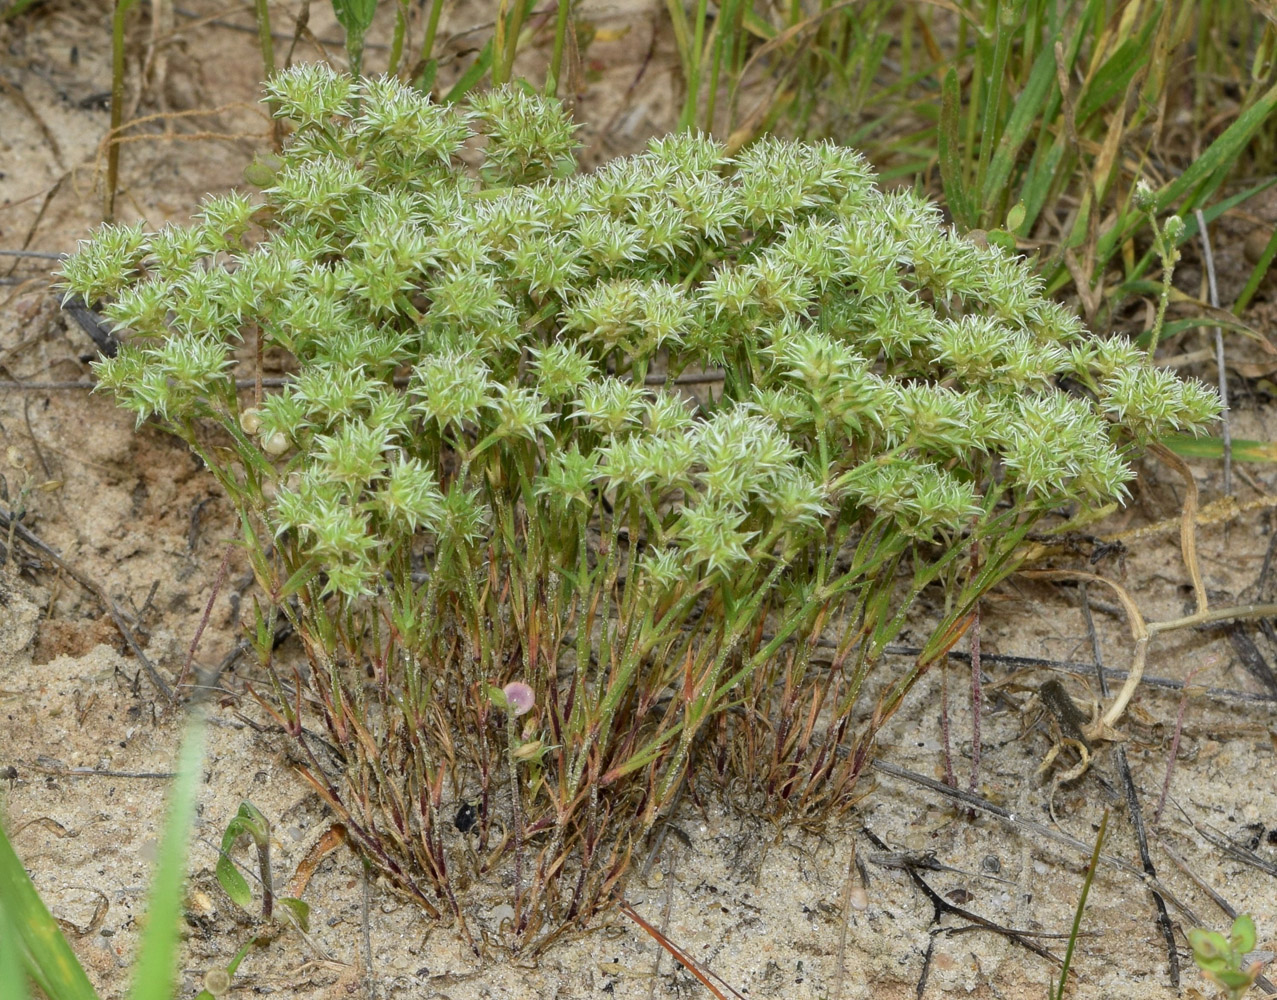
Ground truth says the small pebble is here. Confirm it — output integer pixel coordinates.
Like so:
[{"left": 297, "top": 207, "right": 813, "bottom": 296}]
[{"left": 1245, "top": 227, "right": 1274, "bottom": 265}]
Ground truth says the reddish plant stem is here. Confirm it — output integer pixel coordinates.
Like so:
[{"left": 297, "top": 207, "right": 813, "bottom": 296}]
[
  {"left": 177, "top": 540, "right": 234, "bottom": 695},
  {"left": 940, "top": 653, "right": 956, "bottom": 788},
  {"left": 1153, "top": 663, "right": 1204, "bottom": 827}
]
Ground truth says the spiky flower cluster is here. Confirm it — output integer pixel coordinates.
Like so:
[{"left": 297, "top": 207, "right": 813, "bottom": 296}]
[
  {"left": 60, "top": 66, "right": 1218, "bottom": 938},
  {"left": 62, "top": 67, "right": 1217, "bottom": 597}
]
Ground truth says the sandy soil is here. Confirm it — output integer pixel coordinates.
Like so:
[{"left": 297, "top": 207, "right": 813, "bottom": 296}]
[{"left": 3, "top": 3, "right": 1277, "bottom": 999}]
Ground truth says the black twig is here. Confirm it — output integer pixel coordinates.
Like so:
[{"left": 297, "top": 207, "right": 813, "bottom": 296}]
[
  {"left": 870, "top": 760, "right": 1277, "bottom": 997},
  {"left": 59, "top": 294, "right": 119, "bottom": 357},
  {"left": 18, "top": 761, "right": 176, "bottom": 779},
  {"left": 869, "top": 760, "right": 1176, "bottom": 902},
  {"left": 1223, "top": 625, "right": 1277, "bottom": 696},
  {"left": 884, "top": 644, "right": 1277, "bottom": 706},
  {"left": 1079, "top": 585, "right": 1179, "bottom": 989},
  {"left": 1152, "top": 830, "right": 1239, "bottom": 918},
  {"left": 860, "top": 826, "right": 1060, "bottom": 968},
  {"left": 1175, "top": 803, "right": 1277, "bottom": 880}
]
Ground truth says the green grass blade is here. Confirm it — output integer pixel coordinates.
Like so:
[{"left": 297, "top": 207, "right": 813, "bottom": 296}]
[
  {"left": 0, "top": 816, "right": 100, "bottom": 1000},
  {"left": 1054, "top": 808, "right": 1108, "bottom": 1000},
  {"left": 1235, "top": 225, "right": 1277, "bottom": 314},
  {"left": 1013, "top": 0, "right": 1097, "bottom": 232},
  {"left": 664, "top": 0, "right": 694, "bottom": 88},
  {"left": 1155, "top": 314, "right": 1268, "bottom": 342},
  {"left": 973, "top": 0, "right": 1019, "bottom": 216},
  {"left": 939, "top": 68, "right": 972, "bottom": 229},
  {"left": 982, "top": 40, "right": 1055, "bottom": 215},
  {"left": 740, "top": 6, "right": 776, "bottom": 41},
  {"left": 1176, "top": 176, "right": 1277, "bottom": 247},
  {"left": 0, "top": 892, "right": 31, "bottom": 1000},
  {"left": 1017, "top": 132, "right": 1068, "bottom": 234},
  {"left": 444, "top": 39, "right": 494, "bottom": 103},
  {"left": 126, "top": 718, "right": 206, "bottom": 1000},
  {"left": 1156, "top": 80, "right": 1277, "bottom": 214},
  {"left": 1074, "top": 26, "right": 1154, "bottom": 127},
  {"left": 1162, "top": 435, "right": 1277, "bottom": 463}
]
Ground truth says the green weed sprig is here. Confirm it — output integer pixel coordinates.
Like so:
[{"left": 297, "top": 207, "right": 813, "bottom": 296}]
[
  {"left": 1190, "top": 914, "right": 1267, "bottom": 1000},
  {"left": 60, "top": 65, "right": 1220, "bottom": 948}
]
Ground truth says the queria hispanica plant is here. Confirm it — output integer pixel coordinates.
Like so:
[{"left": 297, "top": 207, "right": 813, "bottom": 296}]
[{"left": 59, "top": 64, "right": 1220, "bottom": 950}]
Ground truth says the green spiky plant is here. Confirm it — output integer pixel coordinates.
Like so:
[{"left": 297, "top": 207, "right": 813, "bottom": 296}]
[{"left": 59, "top": 64, "right": 1220, "bottom": 949}]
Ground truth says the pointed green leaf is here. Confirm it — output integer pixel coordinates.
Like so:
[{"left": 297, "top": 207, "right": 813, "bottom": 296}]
[
  {"left": 127, "top": 719, "right": 205, "bottom": 1000},
  {"left": 982, "top": 43, "right": 1055, "bottom": 209},
  {"left": 939, "top": 68, "right": 973, "bottom": 229},
  {"left": 331, "top": 0, "right": 377, "bottom": 33},
  {"left": 0, "top": 818, "right": 97, "bottom": 1000},
  {"left": 1161, "top": 436, "right": 1277, "bottom": 464},
  {"left": 215, "top": 852, "right": 253, "bottom": 913},
  {"left": 0, "top": 891, "right": 31, "bottom": 1000},
  {"left": 277, "top": 897, "right": 311, "bottom": 933},
  {"left": 1230, "top": 913, "right": 1256, "bottom": 954}
]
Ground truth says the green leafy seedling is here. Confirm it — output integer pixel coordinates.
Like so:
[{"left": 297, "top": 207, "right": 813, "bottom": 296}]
[
  {"left": 1189, "top": 914, "right": 1266, "bottom": 1000},
  {"left": 217, "top": 801, "right": 274, "bottom": 919},
  {"left": 200, "top": 801, "right": 310, "bottom": 1000}
]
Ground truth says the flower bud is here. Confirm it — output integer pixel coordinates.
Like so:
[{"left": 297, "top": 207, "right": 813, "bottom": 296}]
[
  {"left": 262, "top": 430, "right": 290, "bottom": 456},
  {"left": 204, "top": 969, "right": 231, "bottom": 997},
  {"left": 512, "top": 739, "right": 545, "bottom": 761},
  {"left": 239, "top": 408, "right": 263, "bottom": 435},
  {"left": 502, "top": 681, "right": 535, "bottom": 716}
]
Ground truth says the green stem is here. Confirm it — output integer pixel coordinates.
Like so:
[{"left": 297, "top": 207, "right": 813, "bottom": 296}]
[
  {"left": 494, "top": 0, "right": 531, "bottom": 86},
  {"left": 1054, "top": 809, "right": 1108, "bottom": 1000},
  {"left": 416, "top": 0, "right": 448, "bottom": 89},
  {"left": 389, "top": 0, "right": 409, "bottom": 76},
  {"left": 254, "top": 0, "right": 276, "bottom": 81},
  {"left": 975, "top": 0, "right": 1022, "bottom": 224},
  {"left": 547, "top": 0, "right": 573, "bottom": 96},
  {"left": 107, "top": 0, "right": 141, "bottom": 220},
  {"left": 679, "top": 0, "right": 711, "bottom": 130}
]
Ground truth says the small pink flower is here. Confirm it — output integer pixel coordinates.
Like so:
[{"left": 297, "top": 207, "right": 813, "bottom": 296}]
[{"left": 502, "top": 681, "right": 535, "bottom": 717}]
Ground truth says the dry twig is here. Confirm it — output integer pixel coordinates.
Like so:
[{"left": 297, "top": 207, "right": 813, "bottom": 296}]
[{"left": 1079, "top": 584, "right": 1179, "bottom": 989}]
